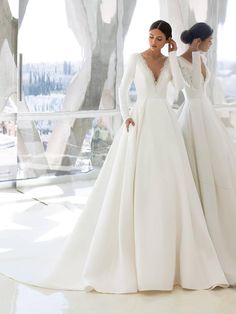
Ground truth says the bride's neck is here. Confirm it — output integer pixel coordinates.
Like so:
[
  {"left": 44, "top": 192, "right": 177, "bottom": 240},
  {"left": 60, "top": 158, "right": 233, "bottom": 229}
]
[{"left": 147, "top": 49, "right": 163, "bottom": 59}]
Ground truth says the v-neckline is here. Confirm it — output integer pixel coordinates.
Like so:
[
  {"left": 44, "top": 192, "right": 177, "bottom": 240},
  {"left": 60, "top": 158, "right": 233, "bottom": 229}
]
[{"left": 139, "top": 54, "right": 168, "bottom": 85}]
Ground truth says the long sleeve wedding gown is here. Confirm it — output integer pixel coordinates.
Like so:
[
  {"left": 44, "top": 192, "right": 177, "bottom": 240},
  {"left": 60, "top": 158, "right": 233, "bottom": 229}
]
[
  {"left": 178, "top": 51, "right": 236, "bottom": 285},
  {"left": 0, "top": 52, "right": 228, "bottom": 293}
]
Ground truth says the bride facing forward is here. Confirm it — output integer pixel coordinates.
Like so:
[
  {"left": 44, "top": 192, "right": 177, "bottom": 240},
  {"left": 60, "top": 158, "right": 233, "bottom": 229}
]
[{"left": 0, "top": 20, "right": 228, "bottom": 293}]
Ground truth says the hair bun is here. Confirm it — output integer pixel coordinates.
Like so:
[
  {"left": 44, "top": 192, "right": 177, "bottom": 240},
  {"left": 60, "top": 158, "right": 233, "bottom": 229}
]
[{"left": 180, "top": 30, "right": 192, "bottom": 44}]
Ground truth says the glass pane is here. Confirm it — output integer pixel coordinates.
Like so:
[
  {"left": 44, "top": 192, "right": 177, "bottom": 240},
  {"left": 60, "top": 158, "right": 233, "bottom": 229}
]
[
  {"left": 0, "top": 118, "right": 17, "bottom": 182},
  {"left": 217, "top": 0, "right": 236, "bottom": 102},
  {"left": 19, "top": 0, "right": 81, "bottom": 113},
  {"left": 19, "top": 0, "right": 117, "bottom": 113},
  {"left": 16, "top": 114, "right": 120, "bottom": 183}
]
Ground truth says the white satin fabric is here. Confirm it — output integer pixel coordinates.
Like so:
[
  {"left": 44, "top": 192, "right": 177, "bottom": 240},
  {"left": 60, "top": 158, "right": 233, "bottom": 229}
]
[
  {"left": 0, "top": 52, "right": 229, "bottom": 293},
  {"left": 178, "top": 51, "right": 236, "bottom": 285}
]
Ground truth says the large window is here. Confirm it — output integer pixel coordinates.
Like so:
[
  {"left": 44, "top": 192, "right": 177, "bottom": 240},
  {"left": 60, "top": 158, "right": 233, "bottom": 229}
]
[
  {"left": 2, "top": 0, "right": 236, "bottom": 186},
  {"left": 217, "top": 0, "right": 236, "bottom": 103},
  {"left": 0, "top": 0, "right": 121, "bottom": 185},
  {"left": 19, "top": 0, "right": 81, "bottom": 113}
]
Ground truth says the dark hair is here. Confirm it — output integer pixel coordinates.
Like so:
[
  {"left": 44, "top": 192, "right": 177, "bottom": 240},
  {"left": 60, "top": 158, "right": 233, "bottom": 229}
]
[
  {"left": 149, "top": 20, "right": 172, "bottom": 40},
  {"left": 181, "top": 22, "right": 213, "bottom": 44}
]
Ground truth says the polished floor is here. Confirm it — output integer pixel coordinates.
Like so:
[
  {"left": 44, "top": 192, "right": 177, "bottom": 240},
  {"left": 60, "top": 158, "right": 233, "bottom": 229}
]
[
  {"left": 0, "top": 185, "right": 236, "bottom": 314},
  {"left": 1, "top": 273, "right": 236, "bottom": 314}
]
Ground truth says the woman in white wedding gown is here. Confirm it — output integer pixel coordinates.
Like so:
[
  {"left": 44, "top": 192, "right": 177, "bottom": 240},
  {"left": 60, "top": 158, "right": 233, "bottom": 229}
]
[
  {"left": 0, "top": 20, "right": 229, "bottom": 293},
  {"left": 178, "top": 22, "right": 236, "bottom": 286}
]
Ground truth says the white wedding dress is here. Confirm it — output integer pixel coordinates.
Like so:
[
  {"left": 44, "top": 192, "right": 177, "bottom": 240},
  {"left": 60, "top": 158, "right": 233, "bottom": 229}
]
[
  {"left": 178, "top": 51, "right": 236, "bottom": 285},
  {"left": 0, "top": 52, "right": 228, "bottom": 293}
]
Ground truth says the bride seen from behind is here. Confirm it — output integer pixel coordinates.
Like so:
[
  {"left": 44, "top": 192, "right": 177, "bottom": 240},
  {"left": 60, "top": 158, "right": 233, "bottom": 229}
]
[{"left": 178, "top": 22, "right": 236, "bottom": 286}]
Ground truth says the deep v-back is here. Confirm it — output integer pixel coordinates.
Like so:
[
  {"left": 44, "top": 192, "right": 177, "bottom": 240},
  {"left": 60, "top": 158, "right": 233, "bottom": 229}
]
[
  {"left": 178, "top": 50, "right": 236, "bottom": 286},
  {"left": 179, "top": 55, "right": 207, "bottom": 81}
]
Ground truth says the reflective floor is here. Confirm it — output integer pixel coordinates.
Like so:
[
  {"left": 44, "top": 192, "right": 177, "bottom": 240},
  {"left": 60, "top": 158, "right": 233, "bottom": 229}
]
[
  {"left": 0, "top": 185, "right": 236, "bottom": 314},
  {"left": 1, "top": 273, "right": 236, "bottom": 314}
]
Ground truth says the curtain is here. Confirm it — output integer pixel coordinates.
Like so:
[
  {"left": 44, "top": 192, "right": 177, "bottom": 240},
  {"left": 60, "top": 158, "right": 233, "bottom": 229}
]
[
  {"left": 46, "top": 0, "right": 93, "bottom": 167},
  {"left": 0, "top": 0, "right": 17, "bottom": 112},
  {"left": 46, "top": 0, "right": 137, "bottom": 168}
]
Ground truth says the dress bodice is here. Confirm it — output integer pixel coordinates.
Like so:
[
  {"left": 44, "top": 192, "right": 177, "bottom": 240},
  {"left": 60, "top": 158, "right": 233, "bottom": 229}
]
[
  {"left": 178, "top": 52, "right": 210, "bottom": 99},
  {"left": 119, "top": 51, "right": 184, "bottom": 120},
  {"left": 135, "top": 54, "right": 171, "bottom": 99}
]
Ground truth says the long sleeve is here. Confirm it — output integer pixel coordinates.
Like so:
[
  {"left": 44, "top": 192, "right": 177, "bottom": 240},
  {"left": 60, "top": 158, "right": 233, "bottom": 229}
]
[
  {"left": 168, "top": 51, "right": 185, "bottom": 91},
  {"left": 118, "top": 54, "right": 137, "bottom": 121},
  {"left": 192, "top": 51, "right": 201, "bottom": 89}
]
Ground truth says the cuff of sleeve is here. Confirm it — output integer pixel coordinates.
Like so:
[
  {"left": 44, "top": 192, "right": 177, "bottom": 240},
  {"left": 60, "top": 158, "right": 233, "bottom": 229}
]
[
  {"left": 192, "top": 51, "right": 201, "bottom": 66},
  {"left": 168, "top": 51, "right": 177, "bottom": 57},
  {"left": 192, "top": 51, "right": 201, "bottom": 58},
  {"left": 192, "top": 51, "right": 200, "bottom": 55}
]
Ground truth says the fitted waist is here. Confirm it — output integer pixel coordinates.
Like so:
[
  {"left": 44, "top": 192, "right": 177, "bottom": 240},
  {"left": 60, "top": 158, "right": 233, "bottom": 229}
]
[
  {"left": 144, "top": 97, "right": 169, "bottom": 110},
  {"left": 184, "top": 89, "right": 209, "bottom": 100},
  {"left": 186, "top": 95, "right": 209, "bottom": 101}
]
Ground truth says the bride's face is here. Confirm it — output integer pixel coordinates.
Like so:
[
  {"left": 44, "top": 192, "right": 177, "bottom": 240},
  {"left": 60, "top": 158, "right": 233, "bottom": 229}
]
[
  {"left": 149, "top": 29, "right": 167, "bottom": 51},
  {"left": 199, "top": 36, "right": 213, "bottom": 52}
]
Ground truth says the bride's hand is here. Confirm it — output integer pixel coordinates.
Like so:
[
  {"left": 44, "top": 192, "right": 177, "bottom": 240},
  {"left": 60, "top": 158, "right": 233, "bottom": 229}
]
[
  {"left": 125, "top": 118, "right": 135, "bottom": 132},
  {"left": 168, "top": 39, "right": 177, "bottom": 52},
  {"left": 190, "top": 38, "right": 201, "bottom": 51}
]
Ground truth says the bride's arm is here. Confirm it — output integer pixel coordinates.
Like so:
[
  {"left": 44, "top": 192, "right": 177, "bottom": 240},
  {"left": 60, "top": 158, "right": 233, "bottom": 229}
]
[
  {"left": 168, "top": 51, "right": 185, "bottom": 91},
  {"left": 192, "top": 51, "right": 201, "bottom": 89},
  {"left": 118, "top": 54, "right": 137, "bottom": 121}
]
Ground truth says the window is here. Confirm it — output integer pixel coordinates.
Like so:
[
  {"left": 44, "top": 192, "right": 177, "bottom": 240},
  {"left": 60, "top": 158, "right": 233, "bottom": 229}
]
[{"left": 217, "top": 0, "right": 236, "bottom": 102}]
